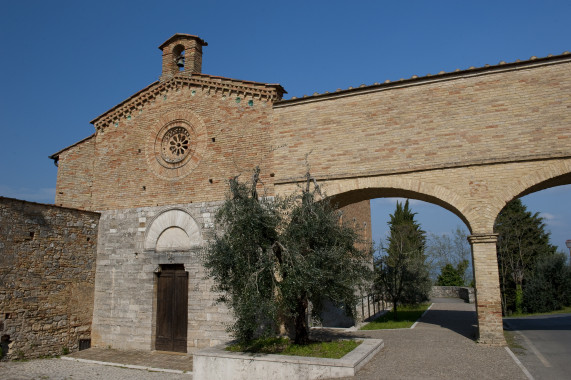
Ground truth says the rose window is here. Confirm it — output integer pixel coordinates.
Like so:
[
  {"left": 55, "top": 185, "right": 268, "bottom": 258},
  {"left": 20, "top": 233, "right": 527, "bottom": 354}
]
[{"left": 161, "top": 127, "right": 191, "bottom": 163}]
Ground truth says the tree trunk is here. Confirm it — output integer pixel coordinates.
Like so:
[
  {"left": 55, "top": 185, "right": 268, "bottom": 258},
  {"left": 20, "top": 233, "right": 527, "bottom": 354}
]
[
  {"left": 294, "top": 297, "right": 309, "bottom": 345},
  {"left": 515, "top": 283, "right": 523, "bottom": 314},
  {"left": 393, "top": 299, "right": 398, "bottom": 321}
]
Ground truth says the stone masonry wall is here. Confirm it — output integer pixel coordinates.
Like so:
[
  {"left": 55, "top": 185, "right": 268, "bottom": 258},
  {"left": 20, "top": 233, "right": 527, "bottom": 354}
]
[
  {"left": 93, "top": 200, "right": 372, "bottom": 351},
  {"left": 0, "top": 197, "right": 99, "bottom": 359},
  {"left": 339, "top": 200, "right": 372, "bottom": 252},
  {"left": 92, "top": 201, "right": 233, "bottom": 353},
  {"left": 431, "top": 286, "right": 475, "bottom": 303}
]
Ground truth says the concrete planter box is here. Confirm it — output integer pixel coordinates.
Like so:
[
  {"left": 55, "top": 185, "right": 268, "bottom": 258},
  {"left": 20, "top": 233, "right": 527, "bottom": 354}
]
[{"left": 193, "top": 338, "right": 383, "bottom": 380}]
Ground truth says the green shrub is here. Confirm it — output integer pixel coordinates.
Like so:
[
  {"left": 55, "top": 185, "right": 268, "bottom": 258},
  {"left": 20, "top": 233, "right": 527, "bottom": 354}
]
[
  {"left": 523, "top": 253, "right": 571, "bottom": 313},
  {"left": 436, "top": 262, "right": 465, "bottom": 286}
]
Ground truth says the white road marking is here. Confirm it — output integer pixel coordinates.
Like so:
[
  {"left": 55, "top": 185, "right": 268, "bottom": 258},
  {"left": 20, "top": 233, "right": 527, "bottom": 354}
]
[
  {"left": 505, "top": 347, "right": 535, "bottom": 380},
  {"left": 516, "top": 330, "right": 552, "bottom": 368},
  {"left": 411, "top": 303, "right": 433, "bottom": 329}
]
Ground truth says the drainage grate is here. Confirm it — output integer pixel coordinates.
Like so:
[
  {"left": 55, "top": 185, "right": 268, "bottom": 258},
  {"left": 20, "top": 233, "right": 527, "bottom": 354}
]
[{"left": 79, "top": 339, "right": 91, "bottom": 351}]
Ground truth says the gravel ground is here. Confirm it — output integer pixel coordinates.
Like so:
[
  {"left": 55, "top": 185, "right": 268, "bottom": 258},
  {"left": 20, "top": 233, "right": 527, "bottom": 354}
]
[{"left": 0, "top": 358, "right": 192, "bottom": 380}]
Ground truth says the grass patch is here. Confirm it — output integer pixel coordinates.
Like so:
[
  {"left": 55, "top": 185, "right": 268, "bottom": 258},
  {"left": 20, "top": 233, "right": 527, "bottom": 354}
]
[
  {"left": 508, "top": 305, "right": 571, "bottom": 318},
  {"left": 360, "top": 303, "right": 430, "bottom": 330},
  {"left": 226, "top": 337, "right": 361, "bottom": 359},
  {"left": 503, "top": 331, "right": 524, "bottom": 351}
]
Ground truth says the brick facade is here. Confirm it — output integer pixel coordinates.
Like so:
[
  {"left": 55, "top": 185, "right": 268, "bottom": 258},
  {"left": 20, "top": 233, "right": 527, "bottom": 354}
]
[
  {"left": 49, "top": 34, "right": 571, "bottom": 347},
  {"left": 0, "top": 197, "right": 99, "bottom": 359},
  {"left": 52, "top": 135, "right": 95, "bottom": 210},
  {"left": 54, "top": 80, "right": 282, "bottom": 212}
]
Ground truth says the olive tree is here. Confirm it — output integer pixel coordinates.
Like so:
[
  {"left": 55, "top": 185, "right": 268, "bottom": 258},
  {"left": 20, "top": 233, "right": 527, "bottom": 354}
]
[{"left": 204, "top": 168, "right": 371, "bottom": 344}]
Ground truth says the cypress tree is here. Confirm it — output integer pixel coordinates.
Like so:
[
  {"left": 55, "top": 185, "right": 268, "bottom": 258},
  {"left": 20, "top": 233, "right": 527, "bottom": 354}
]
[
  {"left": 376, "top": 200, "right": 431, "bottom": 320},
  {"left": 494, "top": 199, "right": 557, "bottom": 314}
]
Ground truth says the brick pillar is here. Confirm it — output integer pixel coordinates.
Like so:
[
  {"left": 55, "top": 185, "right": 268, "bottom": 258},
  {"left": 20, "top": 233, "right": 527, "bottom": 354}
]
[{"left": 468, "top": 233, "right": 506, "bottom": 346}]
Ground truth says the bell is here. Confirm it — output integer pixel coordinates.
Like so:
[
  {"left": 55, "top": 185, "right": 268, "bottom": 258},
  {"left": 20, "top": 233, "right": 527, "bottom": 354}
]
[{"left": 176, "top": 55, "right": 185, "bottom": 69}]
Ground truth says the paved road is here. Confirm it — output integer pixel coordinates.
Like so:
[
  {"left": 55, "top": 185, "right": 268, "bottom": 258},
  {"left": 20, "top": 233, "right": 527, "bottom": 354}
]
[
  {"left": 504, "top": 313, "right": 571, "bottom": 380},
  {"left": 320, "top": 298, "right": 527, "bottom": 380}
]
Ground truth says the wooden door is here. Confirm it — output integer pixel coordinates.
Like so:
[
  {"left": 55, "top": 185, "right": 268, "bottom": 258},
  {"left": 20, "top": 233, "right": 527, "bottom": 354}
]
[{"left": 155, "top": 264, "right": 188, "bottom": 352}]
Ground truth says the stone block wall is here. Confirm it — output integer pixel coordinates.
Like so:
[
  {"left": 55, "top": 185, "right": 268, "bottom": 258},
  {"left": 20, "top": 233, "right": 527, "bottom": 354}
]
[
  {"left": 431, "top": 286, "right": 475, "bottom": 303},
  {"left": 0, "top": 197, "right": 99, "bottom": 359},
  {"left": 92, "top": 202, "right": 233, "bottom": 353}
]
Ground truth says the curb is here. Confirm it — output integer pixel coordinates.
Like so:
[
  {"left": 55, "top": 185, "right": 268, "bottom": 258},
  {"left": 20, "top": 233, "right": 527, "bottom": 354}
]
[{"left": 60, "top": 356, "right": 192, "bottom": 375}]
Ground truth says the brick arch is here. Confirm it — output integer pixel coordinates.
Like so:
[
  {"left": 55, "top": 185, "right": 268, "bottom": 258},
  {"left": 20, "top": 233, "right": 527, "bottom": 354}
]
[
  {"left": 318, "top": 176, "right": 474, "bottom": 233},
  {"left": 144, "top": 208, "right": 202, "bottom": 251},
  {"left": 490, "top": 158, "right": 571, "bottom": 222}
]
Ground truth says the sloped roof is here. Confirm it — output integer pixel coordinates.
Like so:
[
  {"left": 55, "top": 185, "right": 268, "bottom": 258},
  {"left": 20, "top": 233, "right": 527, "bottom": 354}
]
[
  {"left": 158, "top": 33, "right": 207, "bottom": 50},
  {"left": 276, "top": 51, "right": 571, "bottom": 106},
  {"left": 49, "top": 133, "right": 95, "bottom": 161}
]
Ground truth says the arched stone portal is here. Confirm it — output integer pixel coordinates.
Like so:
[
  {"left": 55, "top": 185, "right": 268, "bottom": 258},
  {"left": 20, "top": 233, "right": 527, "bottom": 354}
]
[{"left": 144, "top": 209, "right": 202, "bottom": 252}]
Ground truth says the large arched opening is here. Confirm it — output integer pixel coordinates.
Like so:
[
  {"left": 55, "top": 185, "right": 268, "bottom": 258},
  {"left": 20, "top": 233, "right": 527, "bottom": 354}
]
[
  {"left": 493, "top": 177, "right": 571, "bottom": 318},
  {"left": 323, "top": 183, "right": 479, "bottom": 338}
]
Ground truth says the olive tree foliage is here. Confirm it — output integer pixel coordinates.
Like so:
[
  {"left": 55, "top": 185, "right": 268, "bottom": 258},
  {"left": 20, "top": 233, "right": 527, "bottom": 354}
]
[
  {"left": 203, "top": 168, "right": 283, "bottom": 342},
  {"left": 374, "top": 200, "right": 431, "bottom": 320},
  {"left": 494, "top": 199, "right": 557, "bottom": 315},
  {"left": 204, "top": 168, "right": 371, "bottom": 344}
]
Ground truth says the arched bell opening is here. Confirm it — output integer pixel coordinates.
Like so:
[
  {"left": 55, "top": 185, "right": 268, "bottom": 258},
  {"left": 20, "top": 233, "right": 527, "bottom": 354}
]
[{"left": 172, "top": 44, "right": 185, "bottom": 72}]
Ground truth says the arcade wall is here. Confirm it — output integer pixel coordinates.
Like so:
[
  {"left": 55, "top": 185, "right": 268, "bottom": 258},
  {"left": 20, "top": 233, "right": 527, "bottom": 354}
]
[{"left": 272, "top": 59, "right": 571, "bottom": 185}]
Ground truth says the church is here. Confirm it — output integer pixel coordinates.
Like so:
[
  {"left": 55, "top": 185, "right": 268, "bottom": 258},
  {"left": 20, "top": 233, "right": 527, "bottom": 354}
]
[
  {"left": 3, "top": 32, "right": 569, "bottom": 358},
  {"left": 47, "top": 33, "right": 371, "bottom": 353}
]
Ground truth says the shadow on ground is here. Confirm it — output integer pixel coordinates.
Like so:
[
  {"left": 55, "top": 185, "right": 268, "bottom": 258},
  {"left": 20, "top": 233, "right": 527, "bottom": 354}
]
[
  {"left": 419, "top": 309, "right": 478, "bottom": 340},
  {"left": 504, "top": 313, "right": 571, "bottom": 331},
  {"left": 311, "top": 299, "right": 478, "bottom": 342}
]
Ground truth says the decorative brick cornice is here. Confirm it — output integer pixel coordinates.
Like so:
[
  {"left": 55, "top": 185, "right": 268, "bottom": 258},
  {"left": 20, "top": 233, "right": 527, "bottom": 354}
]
[
  {"left": 91, "top": 73, "right": 286, "bottom": 131},
  {"left": 468, "top": 233, "right": 499, "bottom": 244}
]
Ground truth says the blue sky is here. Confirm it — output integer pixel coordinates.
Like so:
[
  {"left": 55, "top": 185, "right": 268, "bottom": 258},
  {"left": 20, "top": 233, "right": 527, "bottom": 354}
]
[{"left": 0, "top": 1, "right": 569, "bottom": 252}]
